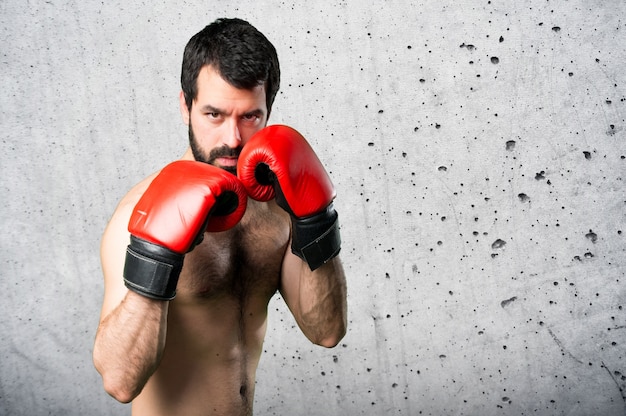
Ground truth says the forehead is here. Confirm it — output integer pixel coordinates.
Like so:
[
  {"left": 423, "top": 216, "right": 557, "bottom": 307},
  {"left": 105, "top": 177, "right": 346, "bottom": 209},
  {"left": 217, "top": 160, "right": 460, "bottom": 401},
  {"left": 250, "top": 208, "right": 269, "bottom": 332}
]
[{"left": 195, "top": 65, "right": 266, "bottom": 110}]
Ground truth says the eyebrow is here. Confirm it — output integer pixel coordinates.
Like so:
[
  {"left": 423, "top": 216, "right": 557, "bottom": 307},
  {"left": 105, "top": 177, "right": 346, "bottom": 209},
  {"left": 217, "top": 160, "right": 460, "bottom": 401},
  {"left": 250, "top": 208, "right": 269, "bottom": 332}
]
[
  {"left": 242, "top": 108, "right": 265, "bottom": 118},
  {"left": 198, "top": 104, "right": 265, "bottom": 118},
  {"left": 198, "top": 104, "right": 224, "bottom": 114}
]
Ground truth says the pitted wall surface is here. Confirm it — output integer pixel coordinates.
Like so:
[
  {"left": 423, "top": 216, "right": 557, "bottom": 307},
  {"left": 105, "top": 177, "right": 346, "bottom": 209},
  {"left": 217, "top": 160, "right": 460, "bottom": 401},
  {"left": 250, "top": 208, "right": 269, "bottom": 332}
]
[{"left": 1, "top": 1, "right": 624, "bottom": 415}]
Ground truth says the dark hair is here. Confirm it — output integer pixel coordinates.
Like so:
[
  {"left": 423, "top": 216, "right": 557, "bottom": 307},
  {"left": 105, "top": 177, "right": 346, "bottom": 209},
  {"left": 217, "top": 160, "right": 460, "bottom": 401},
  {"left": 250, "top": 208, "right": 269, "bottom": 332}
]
[{"left": 181, "top": 18, "right": 280, "bottom": 116}]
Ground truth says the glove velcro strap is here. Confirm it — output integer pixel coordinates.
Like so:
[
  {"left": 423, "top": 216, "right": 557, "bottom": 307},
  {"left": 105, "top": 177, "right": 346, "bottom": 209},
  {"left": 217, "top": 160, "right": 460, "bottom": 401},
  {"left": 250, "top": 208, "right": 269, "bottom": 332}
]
[
  {"left": 292, "top": 206, "right": 341, "bottom": 271},
  {"left": 123, "top": 236, "right": 184, "bottom": 301}
]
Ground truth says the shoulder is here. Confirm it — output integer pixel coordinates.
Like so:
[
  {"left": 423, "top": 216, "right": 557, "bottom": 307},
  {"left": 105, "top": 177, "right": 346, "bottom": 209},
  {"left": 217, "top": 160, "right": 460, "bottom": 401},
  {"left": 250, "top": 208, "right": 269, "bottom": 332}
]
[
  {"left": 104, "top": 172, "right": 159, "bottom": 234},
  {"left": 108, "top": 154, "right": 193, "bottom": 222},
  {"left": 100, "top": 169, "right": 163, "bottom": 270}
]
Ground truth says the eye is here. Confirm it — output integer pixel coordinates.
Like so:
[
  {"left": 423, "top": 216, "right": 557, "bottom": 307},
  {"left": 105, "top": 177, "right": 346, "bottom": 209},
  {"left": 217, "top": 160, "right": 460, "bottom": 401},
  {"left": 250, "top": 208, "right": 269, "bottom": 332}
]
[{"left": 242, "top": 112, "right": 261, "bottom": 124}]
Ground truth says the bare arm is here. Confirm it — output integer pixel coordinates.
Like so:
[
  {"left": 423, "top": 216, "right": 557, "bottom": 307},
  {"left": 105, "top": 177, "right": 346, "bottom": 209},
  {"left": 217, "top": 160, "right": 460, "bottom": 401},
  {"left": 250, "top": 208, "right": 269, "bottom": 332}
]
[
  {"left": 237, "top": 124, "right": 347, "bottom": 347},
  {"left": 280, "top": 249, "right": 347, "bottom": 348},
  {"left": 93, "top": 292, "right": 168, "bottom": 403},
  {"left": 93, "top": 189, "right": 168, "bottom": 403}
]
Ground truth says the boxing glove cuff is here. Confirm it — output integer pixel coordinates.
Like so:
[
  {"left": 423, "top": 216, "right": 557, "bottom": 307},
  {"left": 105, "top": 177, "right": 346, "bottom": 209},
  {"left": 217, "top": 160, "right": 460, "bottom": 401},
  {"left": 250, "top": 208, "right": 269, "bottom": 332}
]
[
  {"left": 292, "top": 205, "right": 341, "bottom": 271},
  {"left": 123, "top": 235, "right": 184, "bottom": 301}
]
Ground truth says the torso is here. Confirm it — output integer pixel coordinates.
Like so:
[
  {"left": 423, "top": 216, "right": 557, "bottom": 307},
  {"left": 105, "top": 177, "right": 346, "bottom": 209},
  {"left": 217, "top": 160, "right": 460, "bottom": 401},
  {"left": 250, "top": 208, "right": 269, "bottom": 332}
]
[{"left": 131, "top": 198, "right": 290, "bottom": 416}]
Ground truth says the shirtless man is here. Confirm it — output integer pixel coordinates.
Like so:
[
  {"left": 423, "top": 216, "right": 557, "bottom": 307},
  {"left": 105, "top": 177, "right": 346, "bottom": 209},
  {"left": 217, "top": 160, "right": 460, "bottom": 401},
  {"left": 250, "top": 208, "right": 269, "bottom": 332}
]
[{"left": 93, "top": 18, "right": 347, "bottom": 415}]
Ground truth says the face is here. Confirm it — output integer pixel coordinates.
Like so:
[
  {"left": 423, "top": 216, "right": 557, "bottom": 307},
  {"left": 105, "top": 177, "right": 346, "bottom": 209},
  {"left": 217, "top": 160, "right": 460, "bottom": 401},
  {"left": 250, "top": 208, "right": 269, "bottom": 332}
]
[{"left": 180, "top": 65, "right": 268, "bottom": 175}]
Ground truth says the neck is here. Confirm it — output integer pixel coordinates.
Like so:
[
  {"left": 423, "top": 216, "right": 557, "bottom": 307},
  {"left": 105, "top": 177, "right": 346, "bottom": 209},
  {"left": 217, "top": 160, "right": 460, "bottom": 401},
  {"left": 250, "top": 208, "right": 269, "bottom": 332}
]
[{"left": 181, "top": 147, "right": 195, "bottom": 161}]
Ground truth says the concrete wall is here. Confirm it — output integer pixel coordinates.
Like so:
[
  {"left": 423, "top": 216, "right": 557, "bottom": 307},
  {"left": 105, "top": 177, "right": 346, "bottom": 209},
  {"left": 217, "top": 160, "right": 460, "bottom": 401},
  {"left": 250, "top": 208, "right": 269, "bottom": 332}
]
[{"left": 1, "top": 1, "right": 624, "bottom": 415}]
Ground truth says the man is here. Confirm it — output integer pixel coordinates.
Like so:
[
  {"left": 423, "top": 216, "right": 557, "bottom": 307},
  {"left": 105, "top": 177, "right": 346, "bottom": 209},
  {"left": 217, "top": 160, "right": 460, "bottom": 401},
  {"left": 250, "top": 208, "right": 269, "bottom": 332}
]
[{"left": 93, "top": 18, "right": 347, "bottom": 416}]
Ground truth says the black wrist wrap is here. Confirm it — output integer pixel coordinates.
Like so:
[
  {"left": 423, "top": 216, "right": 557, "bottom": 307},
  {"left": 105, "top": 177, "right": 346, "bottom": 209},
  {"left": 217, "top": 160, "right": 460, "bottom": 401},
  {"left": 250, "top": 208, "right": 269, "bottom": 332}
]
[
  {"left": 292, "top": 205, "right": 341, "bottom": 271},
  {"left": 123, "top": 235, "right": 184, "bottom": 301}
]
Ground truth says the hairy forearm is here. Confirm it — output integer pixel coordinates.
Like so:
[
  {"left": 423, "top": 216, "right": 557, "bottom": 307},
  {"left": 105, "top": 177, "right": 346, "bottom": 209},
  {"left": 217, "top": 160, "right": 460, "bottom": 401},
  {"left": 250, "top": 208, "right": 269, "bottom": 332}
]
[
  {"left": 93, "top": 292, "right": 168, "bottom": 403},
  {"left": 295, "top": 257, "right": 348, "bottom": 347}
]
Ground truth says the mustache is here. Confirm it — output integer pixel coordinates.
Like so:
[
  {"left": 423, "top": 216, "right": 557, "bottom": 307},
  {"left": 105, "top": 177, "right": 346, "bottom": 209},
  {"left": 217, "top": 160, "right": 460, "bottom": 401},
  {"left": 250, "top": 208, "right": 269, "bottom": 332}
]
[{"left": 208, "top": 145, "right": 242, "bottom": 161}]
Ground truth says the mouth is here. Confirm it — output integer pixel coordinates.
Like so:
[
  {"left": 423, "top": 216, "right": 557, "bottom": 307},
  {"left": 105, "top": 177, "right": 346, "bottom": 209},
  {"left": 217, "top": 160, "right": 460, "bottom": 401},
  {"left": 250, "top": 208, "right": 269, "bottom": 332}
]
[
  {"left": 215, "top": 156, "right": 238, "bottom": 168},
  {"left": 206, "top": 145, "right": 242, "bottom": 172}
]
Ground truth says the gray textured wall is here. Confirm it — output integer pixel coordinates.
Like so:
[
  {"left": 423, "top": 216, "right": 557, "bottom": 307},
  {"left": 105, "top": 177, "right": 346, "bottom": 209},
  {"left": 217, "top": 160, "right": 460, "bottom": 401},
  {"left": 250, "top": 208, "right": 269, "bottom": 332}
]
[{"left": 1, "top": 1, "right": 625, "bottom": 415}]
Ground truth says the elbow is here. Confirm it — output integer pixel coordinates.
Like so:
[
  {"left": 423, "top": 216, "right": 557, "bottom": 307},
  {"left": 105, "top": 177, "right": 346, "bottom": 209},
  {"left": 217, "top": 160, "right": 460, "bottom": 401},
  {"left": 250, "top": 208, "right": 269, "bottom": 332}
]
[
  {"left": 103, "top": 379, "right": 137, "bottom": 404},
  {"left": 100, "top": 373, "right": 142, "bottom": 404},
  {"left": 102, "top": 375, "right": 142, "bottom": 404},
  {"left": 94, "top": 357, "right": 141, "bottom": 404},
  {"left": 317, "top": 335, "right": 343, "bottom": 349},
  {"left": 314, "top": 322, "right": 347, "bottom": 349}
]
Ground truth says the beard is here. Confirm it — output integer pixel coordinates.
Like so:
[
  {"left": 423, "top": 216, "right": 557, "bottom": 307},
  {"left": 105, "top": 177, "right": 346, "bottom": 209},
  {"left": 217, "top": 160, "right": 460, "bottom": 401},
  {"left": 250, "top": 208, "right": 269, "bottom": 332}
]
[{"left": 188, "top": 123, "right": 241, "bottom": 175}]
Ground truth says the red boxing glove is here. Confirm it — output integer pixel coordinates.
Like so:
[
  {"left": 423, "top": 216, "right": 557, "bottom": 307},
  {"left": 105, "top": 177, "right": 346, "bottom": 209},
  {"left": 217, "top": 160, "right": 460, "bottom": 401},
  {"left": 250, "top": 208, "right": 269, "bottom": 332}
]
[
  {"left": 124, "top": 161, "right": 247, "bottom": 300},
  {"left": 237, "top": 125, "right": 340, "bottom": 270}
]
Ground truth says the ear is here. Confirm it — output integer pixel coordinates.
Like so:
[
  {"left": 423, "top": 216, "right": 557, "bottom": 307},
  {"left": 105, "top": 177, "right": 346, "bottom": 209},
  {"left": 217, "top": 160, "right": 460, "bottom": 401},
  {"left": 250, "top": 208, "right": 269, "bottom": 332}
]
[{"left": 179, "top": 90, "right": 190, "bottom": 125}]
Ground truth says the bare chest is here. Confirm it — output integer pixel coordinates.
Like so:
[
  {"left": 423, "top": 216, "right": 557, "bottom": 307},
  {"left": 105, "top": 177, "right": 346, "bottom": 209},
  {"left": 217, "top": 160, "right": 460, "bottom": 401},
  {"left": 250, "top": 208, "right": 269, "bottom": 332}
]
[{"left": 176, "top": 203, "right": 290, "bottom": 300}]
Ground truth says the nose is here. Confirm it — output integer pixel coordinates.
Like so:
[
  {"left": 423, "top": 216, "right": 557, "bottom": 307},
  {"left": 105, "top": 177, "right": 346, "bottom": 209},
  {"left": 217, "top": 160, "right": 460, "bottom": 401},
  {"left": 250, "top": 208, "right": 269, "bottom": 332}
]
[{"left": 223, "top": 121, "right": 242, "bottom": 148}]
